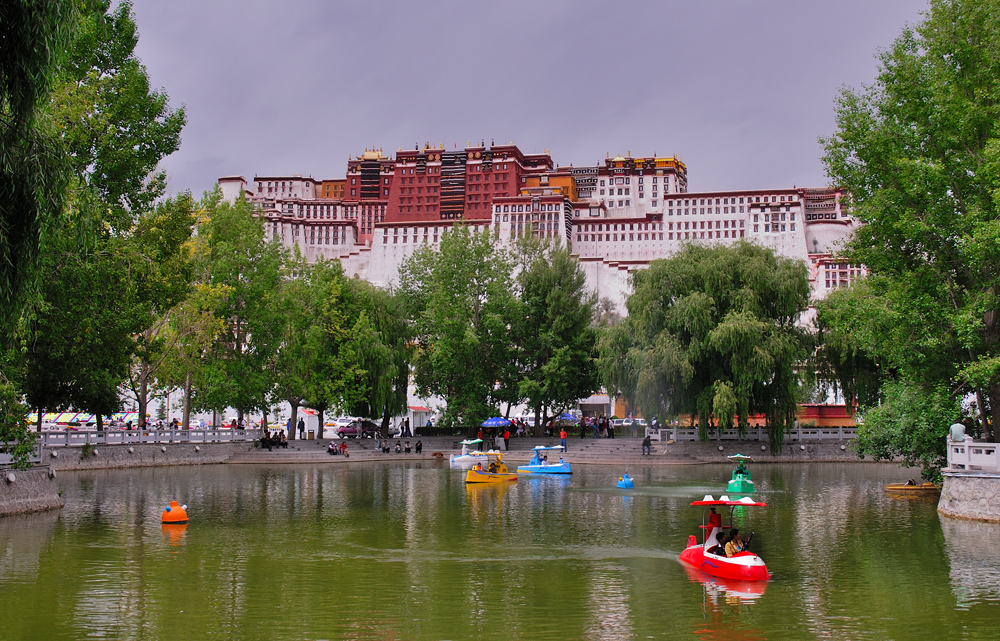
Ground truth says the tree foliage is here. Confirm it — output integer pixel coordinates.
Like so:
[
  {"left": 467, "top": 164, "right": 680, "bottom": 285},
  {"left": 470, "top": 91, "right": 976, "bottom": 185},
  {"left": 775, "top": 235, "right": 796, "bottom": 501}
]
[
  {"left": 598, "top": 242, "right": 810, "bottom": 451},
  {"left": 197, "top": 191, "right": 282, "bottom": 421},
  {"left": 819, "top": 0, "right": 1000, "bottom": 466},
  {"left": 0, "top": 0, "right": 73, "bottom": 343},
  {"left": 53, "top": 0, "right": 185, "bottom": 227},
  {"left": 399, "top": 224, "right": 515, "bottom": 427},
  {"left": 341, "top": 279, "right": 412, "bottom": 433},
  {"left": 513, "top": 240, "right": 599, "bottom": 431}
]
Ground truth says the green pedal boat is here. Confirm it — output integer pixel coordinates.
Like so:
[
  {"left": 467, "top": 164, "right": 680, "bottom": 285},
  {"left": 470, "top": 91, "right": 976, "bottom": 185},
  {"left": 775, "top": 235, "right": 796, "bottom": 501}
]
[{"left": 727, "top": 454, "right": 755, "bottom": 494}]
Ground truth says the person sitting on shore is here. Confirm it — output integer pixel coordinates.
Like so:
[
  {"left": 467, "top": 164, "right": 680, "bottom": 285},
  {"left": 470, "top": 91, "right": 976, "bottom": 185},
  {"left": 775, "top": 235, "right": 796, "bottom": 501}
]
[
  {"left": 339, "top": 441, "right": 348, "bottom": 456},
  {"left": 404, "top": 441, "right": 411, "bottom": 453},
  {"left": 280, "top": 432, "right": 288, "bottom": 448},
  {"left": 415, "top": 440, "right": 422, "bottom": 454},
  {"left": 395, "top": 442, "right": 402, "bottom": 454},
  {"left": 328, "top": 441, "right": 338, "bottom": 455}
]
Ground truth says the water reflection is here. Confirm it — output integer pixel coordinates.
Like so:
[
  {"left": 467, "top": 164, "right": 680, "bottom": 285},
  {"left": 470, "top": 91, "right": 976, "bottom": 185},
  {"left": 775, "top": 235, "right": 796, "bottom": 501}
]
[
  {"left": 942, "top": 516, "right": 1000, "bottom": 607},
  {"left": 161, "top": 522, "right": 187, "bottom": 547},
  {"left": 4, "top": 463, "right": 1000, "bottom": 641},
  {"left": 0, "top": 509, "right": 59, "bottom": 581},
  {"left": 682, "top": 564, "right": 768, "bottom": 604}
]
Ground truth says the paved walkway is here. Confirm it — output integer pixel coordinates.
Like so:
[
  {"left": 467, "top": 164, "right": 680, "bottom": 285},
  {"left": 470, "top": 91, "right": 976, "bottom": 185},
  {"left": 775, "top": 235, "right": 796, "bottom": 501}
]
[{"left": 226, "top": 435, "right": 699, "bottom": 466}]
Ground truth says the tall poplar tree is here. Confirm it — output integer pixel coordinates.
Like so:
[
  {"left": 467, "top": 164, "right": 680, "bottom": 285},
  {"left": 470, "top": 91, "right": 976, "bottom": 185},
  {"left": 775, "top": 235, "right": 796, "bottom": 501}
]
[
  {"left": 513, "top": 241, "right": 599, "bottom": 433},
  {"left": 399, "top": 224, "right": 515, "bottom": 428},
  {"left": 819, "top": 0, "right": 1000, "bottom": 472}
]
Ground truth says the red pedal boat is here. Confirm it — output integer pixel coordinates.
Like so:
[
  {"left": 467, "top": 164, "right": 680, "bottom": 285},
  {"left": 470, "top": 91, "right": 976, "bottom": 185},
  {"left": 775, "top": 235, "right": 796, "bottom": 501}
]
[{"left": 679, "top": 495, "right": 771, "bottom": 582}]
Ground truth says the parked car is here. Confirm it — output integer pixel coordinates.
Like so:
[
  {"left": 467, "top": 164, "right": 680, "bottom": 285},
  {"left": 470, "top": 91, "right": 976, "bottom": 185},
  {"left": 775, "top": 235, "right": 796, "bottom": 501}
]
[
  {"left": 326, "top": 416, "right": 354, "bottom": 432},
  {"left": 336, "top": 419, "right": 378, "bottom": 439}
]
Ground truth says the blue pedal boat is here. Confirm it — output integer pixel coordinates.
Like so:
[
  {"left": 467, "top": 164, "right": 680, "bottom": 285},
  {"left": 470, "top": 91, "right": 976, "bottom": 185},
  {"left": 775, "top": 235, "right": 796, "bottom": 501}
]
[{"left": 517, "top": 446, "right": 572, "bottom": 475}]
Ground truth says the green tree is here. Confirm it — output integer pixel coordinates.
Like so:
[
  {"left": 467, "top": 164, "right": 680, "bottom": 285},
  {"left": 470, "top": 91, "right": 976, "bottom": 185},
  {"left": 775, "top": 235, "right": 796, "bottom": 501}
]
[
  {"left": 341, "top": 278, "right": 412, "bottom": 435},
  {"left": 0, "top": 0, "right": 73, "bottom": 342},
  {"left": 53, "top": 0, "right": 185, "bottom": 228},
  {"left": 199, "top": 190, "right": 283, "bottom": 424},
  {"left": 0, "top": 1, "right": 75, "bottom": 466},
  {"left": 399, "top": 224, "right": 515, "bottom": 428},
  {"left": 598, "top": 242, "right": 810, "bottom": 451},
  {"left": 514, "top": 240, "right": 599, "bottom": 433},
  {"left": 124, "top": 194, "right": 196, "bottom": 427},
  {"left": 819, "top": 0, "right": 1000, "bottom": 472},
  {"left": 270, "top": 254, "right": 367, "bottom": 439},
  {"left": 155, "top": 283, "right": 227, "bottom": 429}
]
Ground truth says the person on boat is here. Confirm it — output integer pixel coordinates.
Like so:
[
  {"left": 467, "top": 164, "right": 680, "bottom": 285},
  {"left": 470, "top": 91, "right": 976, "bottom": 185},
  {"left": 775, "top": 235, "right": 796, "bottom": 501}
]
[
  {"left": 542, "top": 455, "right": 548, "bottom": 466},
  {"left": 708, "top": 507, "right": 722, "bottom": 530},
  {"left": 708, "top": 531, "right": 728, "bottom": 556},
  {"left": 488, "top": 461, "right": 498, "bottom": 473},
  {"left": 725, "top": 528, "right": 745, "bottom": 557},
  {"left": 736, "top": 462, "right": 748, "bottom": 476}
]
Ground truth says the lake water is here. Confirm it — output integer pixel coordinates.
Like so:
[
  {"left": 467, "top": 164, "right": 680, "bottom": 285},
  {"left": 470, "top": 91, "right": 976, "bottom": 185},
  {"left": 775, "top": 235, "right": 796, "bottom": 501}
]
[{"left": 1, "top": 461, "right": 999, "bottom": 640}]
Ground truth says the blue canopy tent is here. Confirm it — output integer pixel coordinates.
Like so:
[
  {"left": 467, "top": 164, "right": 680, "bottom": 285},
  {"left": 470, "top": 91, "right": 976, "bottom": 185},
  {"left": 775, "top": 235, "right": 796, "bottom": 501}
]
[{"left": 481, "top": 417, "right": 510, "bottom": 427}]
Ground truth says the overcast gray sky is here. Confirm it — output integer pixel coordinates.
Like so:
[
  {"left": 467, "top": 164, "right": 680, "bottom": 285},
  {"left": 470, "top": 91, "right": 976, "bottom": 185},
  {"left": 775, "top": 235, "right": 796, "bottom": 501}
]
[{"left": 132, "top": 0, "right": 928, "bottom": 197}]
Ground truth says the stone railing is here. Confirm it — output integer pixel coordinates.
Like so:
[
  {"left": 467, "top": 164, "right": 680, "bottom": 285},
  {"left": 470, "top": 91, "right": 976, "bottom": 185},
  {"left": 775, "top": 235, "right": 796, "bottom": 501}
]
[
  {"left": 0, "top": 442, "right": 43, "bottom": 467},
  {"left": 946, "top": 436, "right": 1000, "bottom": 473},
  {"left": 648, "top": 425, "right": 856, "bottom": 442},
  {"left": 37, "top": 429, "right": 263, "bottom": 448}
]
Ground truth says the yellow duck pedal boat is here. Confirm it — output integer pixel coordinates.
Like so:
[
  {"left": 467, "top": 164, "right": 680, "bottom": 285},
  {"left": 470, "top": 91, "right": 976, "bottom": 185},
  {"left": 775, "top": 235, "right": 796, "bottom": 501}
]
[{"left": 465, "top": 451, "right": 518, "bottom": 484}]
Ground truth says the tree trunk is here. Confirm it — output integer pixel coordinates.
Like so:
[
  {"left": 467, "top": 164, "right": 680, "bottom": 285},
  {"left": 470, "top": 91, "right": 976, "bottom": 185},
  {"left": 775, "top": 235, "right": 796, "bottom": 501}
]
[
  {"left": 288, "top": 401, "right": 299, "bottom": 440},
  {"left": 96, "top": 413, "right": 103, "bottom": 432},
  {"left": 212, "top": 409, "right": 217, "bottom": 430},
  {"left": 182, "top": 371, "right": 191, "bottom": 430},
  {"left": 36, "top": 408, "right": 42, "bottom": 433},
  {"left": 987, "top": 382, "right": 999, "bottom": 442},
  {"left": 261, "top": 404, "right": 268, "bottom": 432},
  {"left": 984, "top": 308, "right": 999, "bottom": 441},
  {"left": 316, "top": 408, "right": 325, "bottom": 439},
  {"left": 137, "top": 374, "right": 149, "bottom": 429}
]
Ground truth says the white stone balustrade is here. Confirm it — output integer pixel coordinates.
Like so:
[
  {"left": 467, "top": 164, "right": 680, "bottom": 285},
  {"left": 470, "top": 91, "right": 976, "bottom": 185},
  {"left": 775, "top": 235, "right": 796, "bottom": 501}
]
[
  {"left": 36, "top": 429, "right": 264, "bottom": 448},
  {"left": 648, "top": 425, "right": 856, "bottom": 442},
  {"left": 947, "top": 436, "right": 1000, "bottom": 474}
]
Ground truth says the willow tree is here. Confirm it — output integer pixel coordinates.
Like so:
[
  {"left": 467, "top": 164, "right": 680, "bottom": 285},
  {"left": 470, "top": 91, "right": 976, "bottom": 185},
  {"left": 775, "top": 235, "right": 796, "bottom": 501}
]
[
  {"left": 342, "top": 279, "right": 411, "bottom": 436},
  {"left": 598, "top": 242, "right": 810, "bottom": 451},
  {"left": 819, "top": 0, "right": 1000, "bottom": 466}
]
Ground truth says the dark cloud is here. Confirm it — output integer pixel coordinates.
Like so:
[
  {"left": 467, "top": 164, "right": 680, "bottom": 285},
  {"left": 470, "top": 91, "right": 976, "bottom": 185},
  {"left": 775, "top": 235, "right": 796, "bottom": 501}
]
[{"left": 131, "top": 0, "right": 928, "bottom": 196}]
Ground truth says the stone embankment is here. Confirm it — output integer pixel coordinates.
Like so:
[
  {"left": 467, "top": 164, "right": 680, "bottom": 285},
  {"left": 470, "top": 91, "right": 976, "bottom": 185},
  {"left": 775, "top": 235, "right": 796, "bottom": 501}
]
[
  {"left": 939, "top": 472, "right": 1000, "bottom": 522},
  {"left": 45, "top": 442, "right": 254, "bottom": 471},
  {"left": 0, "top": 467, "right": 64, "bottom": 516}
]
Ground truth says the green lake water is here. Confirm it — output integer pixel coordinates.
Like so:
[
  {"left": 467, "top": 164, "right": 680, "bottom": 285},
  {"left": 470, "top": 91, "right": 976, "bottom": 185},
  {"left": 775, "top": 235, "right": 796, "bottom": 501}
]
[{"left": 2, "top": 461, "right": 999, "bottom": 640}]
